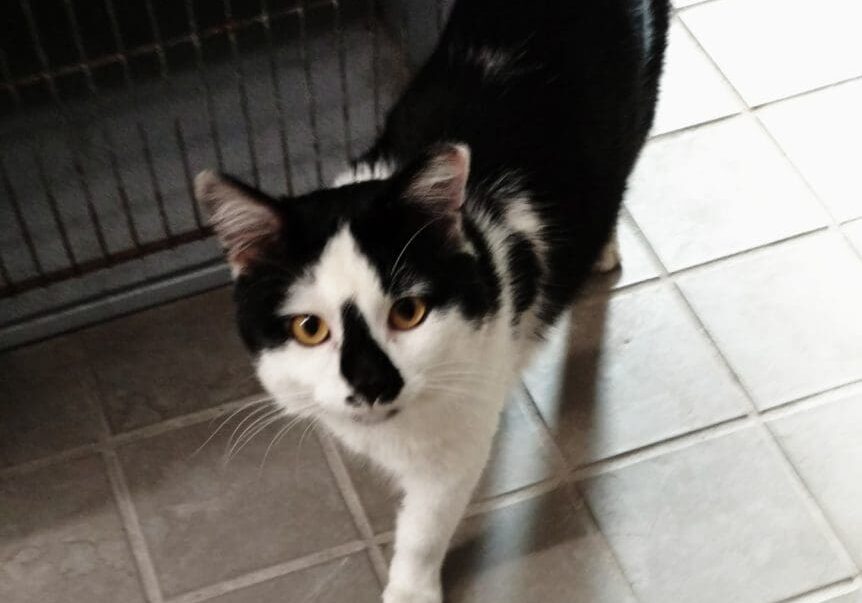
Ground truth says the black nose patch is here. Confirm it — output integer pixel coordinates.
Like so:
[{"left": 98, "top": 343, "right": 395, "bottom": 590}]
[{"left": 340, "top": 302, "right": 404, "bottom": 404}]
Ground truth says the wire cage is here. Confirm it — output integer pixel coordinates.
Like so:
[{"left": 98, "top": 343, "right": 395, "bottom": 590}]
[{"left": 0, "top": 0, "right": 450, "bottom": 349}]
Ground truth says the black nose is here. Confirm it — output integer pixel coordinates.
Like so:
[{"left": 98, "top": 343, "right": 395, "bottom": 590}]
[{"left": 340, "top": 303, "right": 404, "bottom": 406}]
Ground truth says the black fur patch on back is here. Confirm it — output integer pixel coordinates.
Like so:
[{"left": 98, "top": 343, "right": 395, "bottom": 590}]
[{"left": 505, "top": 233, "right": 541, "bottom": 323}]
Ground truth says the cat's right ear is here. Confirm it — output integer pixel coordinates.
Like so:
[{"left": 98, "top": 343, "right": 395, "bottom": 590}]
[{"left": 194, "top": 170, "right": 282, "bottom": 277}]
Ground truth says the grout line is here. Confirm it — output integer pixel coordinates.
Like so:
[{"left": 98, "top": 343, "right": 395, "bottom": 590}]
[
  {"left": 0, "top": 442, "right": 98, "bottom": 479},
  {"left": 166, "top": 540, "right": 370, "bottom": 603},
  {"left": 103, "top": 449, "right": 165, "bottom": 603},
  {"left": 623, "top": 192, "right": 862, "bottom": 578},
  {"left": 513, "top": 385, "right": 643, "bottom": 601},
  {"left": 776, "top": 576, "right": 861, "bottom": 603},
  {"left": 674, "top": 17, "right": 862, "bottom": 270},
  {"left": 464, "top": 476, "right": 563, "bottom": 519},
  {"left": 317, "top": 432, "right": 390, "bottom": 588}
]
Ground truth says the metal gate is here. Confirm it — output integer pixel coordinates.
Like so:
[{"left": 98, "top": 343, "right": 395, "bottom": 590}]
[{"left": 0, "top": 0, "right": 449, "bottom": 349}]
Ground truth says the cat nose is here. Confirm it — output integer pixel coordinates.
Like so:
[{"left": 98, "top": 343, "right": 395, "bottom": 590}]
[{"left": 345, "top": 390, "right": 384, "bottom": 408}]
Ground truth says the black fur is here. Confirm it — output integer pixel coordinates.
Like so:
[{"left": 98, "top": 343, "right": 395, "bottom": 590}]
[
  {"left": 225, "top": 0, "right": 669, "bottom": 353},
  {"left": 340, "top": 302, "right": 405, "bottom": 404}
]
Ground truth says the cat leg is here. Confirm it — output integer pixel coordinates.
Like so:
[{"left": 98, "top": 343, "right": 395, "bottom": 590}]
[
  {"left": 382, "top": 437, "right": 493, "bottom": 603},
  {"left": 593, "top": 228, "right": 621, "bottom": 273}
]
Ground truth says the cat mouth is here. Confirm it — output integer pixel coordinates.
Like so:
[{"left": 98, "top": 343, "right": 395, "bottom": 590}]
[{"left": 350, "top": 408, "right": 401, "bottom": 425}]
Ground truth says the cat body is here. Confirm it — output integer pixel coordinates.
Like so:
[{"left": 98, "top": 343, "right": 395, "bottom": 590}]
[{"left": 196, "top": 1, "right": 669, "bottom": 601}]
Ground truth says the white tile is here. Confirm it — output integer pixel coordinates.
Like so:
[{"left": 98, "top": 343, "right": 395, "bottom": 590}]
[
  {"left": 651, "top": 21, "right": 741, "bottom": 136},
  {"left": 771, "top": 386, "right": 862, "bottom": 566},
  {"left": 827, "top": 592, "right": 862, "bottom": 603},
  {"left": 759, "top": 80, "right": 862, "bottom": 222},
  {"left": 845, "top": 220, "right": 862, "bottom": 251},
  {"left": 523, "top": 283, "right": 748, "bottom": 465},
  {"left": 682, "top": 0, "right": 862, "bottom": 106},
  {"left": 627, "top": 115, "right": 828, "bottom": 271},
  {"left": 583, "top": 429, "right": 854, "bottom": 603},
  {"left": 613, "top": 214, "right": 661, "bottom": 289},
  {"left": 672, "top": 0, "right": 707, "bottom": 7},
  {"left": 678, "top": 232, "right": 862, "bottom": 409}
]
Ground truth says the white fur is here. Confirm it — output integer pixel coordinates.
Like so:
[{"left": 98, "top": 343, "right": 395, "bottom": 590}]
[
  {"left": 332, "top": 159, "right": 394, "bottom": 187},
  {"left": 256, "top": 189, "right": 548, "bottom": 602}
]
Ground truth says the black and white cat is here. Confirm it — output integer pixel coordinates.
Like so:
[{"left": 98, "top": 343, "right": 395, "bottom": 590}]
[{"left": 195, "top": 0, "right": 668, "bottom": 601}]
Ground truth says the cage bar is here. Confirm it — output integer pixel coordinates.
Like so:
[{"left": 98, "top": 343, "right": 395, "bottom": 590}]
[
  {"left": 174, "top": 119, "right": 204, "bottom": 231},
  {"left": 18, "top": 0, "right": 63, "bottom": 103},
  {"left": 102, "top": 127, "right": 142, "bottom": 250},
  {"left": 72, "top": 158, "right": 111, "bottom": 261},
  {"left": 184, "top": 0, "right": 225, "bottom": 172},
  {"left": 298, "top": 1, "right": 324, "bottom": 187},
  {"left": 0, "top": 156, "right": 43, "bottom": 278},
  {"left": 33, "top": 150, "right": 78, "bottom": 271},
  {"left": 143, "top": 0, "right": 170, "bottom": 78},
  {"left": 137, "top": 124, "right": 173, "bottom": 239},
  {"left": 102, "top": 0, "right": 135, "bottom": 88},
  {"left": 62, "top": 0, "right": 97, "bottom": 93},
  {"left": 0, "top": 50, "right": 22, "bottom": 107},
  {"left": 332, "top": 0, "right": 354, "bottom": 160},
  {"left": 260, "top": 0, "right": 296, "bottom": 195},
  {"left": 369, "top": 0, "right": 382, "bottom": 134},
  {"left": 223, "top": 0, "right": 261, "bottom": 188}
]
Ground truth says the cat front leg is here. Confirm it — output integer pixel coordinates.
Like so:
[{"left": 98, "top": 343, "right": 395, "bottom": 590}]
[{"left": 382, "top": 440, "right": 492, "bottom": 603}]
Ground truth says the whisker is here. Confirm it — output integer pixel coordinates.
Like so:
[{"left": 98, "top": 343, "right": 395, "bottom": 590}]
[
  {"left": 224, "top": 407, "right": 283, "bottom": 462},
  {"left": 192, "top": 399, "right": 269, "bottom": 458}
]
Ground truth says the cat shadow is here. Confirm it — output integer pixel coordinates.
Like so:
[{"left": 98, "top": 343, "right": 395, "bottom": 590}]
[{"left": 441, "top": 271, "right": 616, "bottom": 600}]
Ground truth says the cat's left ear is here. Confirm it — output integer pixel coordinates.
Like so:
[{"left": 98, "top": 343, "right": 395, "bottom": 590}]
[
  {"left": 405, "top": 143, "right": 470, "bottom": 235},
  {"left": 194, "top": 170, "right": 282, "bottom": 277}
]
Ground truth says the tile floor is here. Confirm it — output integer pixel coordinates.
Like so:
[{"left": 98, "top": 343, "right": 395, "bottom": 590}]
[{"left": 2, "top": 0, "right": 862, "bottom": 601}]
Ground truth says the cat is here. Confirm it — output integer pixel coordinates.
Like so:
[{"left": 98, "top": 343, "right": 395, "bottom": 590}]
[{"left": 194, "top": 0, "right": 668, "bottom": 601}]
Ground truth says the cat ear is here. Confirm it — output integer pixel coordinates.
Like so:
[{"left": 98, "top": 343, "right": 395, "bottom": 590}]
[
  {"left": 195, "top": 170, "right": 281, "bottom": 276},
  {"left": 406, "top": 143, "right": 470, "bottom": 230}
]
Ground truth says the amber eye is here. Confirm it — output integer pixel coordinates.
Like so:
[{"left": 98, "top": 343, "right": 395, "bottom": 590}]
[
  {"left": 289, "top": 315, "right": 330, "bottom": 346},
  {"left": 389, "top": 297, "right": 428, "bottom": 331}
]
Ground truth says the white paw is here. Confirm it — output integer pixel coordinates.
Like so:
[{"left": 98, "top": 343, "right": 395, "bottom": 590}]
[
  {"left": 593, "top": 235, "right": 621, "bottom": 273},
  {"left": 382, "top": 584, "right": 443, "bottom": 603}
]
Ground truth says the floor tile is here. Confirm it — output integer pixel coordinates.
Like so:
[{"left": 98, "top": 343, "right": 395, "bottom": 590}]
[
  {"left": 758, "top": 80, "right": 862, "bottom": 222},
  {"left": 672, "top": 0, "right": 706, "bottom": 7},
  {"left": 770, "top": 386, "right": 862, "bottom": 566},
  {"left": 846, "top": 220, "right": 862, "bottom": 251},
  {"left": 345, "top": 389, "right": 560, "bottom": 534},
  {"left": 651, "top": 21, "right": 741, "bottom": 136},
  {"left": 0, "top": 456, "right": 145, "bottom": 603},
  {"left": 0, "top": 335, "right": 101, "bottom": 467},
  {"left": 828, "top": 592, "right": 862, "bottom": 603},
  {"left": 682, "top": 0, "right": 862, "bottom": 106},
  {"left": 523, "top": 283, "right": 747, "bottom": 465},
  {"left": 627, "top": 114, "right": 827, "bottom": 271},
  {"left": 678, "top": 232, "right": 862, "bottom": 409},
  {"left": 81, "top": 287, "right": 263, "bottom": 433},
  {"left": 582, "top": 429, "right": 853, "bottom": 603},
  {"left": 117, "top": 417, "right": 359, "bottom": 597},
  {"left": 204, "top": 554, "right": 381, "bottom": 603},
  {"left": 444, "top": 488, "right": 636, "bottom": 603},
  {"left": 611, "top": 214, "right": 661, "bottom": 289}
]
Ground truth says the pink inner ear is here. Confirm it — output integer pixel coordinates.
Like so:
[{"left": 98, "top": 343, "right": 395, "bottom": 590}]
[{"left": 408, "top": 143, "right": 471, "bottom": 214}]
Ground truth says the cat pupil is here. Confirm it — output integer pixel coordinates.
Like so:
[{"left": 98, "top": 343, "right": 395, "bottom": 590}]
[
  {"left": 397, "top": 299, "right": 415, "bottom": 319},
  {"left": 302, "top": 316, "right": 320, "bottom": 334}
]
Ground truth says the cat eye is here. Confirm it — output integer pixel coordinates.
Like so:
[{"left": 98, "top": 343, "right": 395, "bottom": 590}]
[
  {"left": 389, "top": 297, "right": 428, "bottom": 331},
  {"left": 289, "top": 314, "right": 330, "bottom": 346}
]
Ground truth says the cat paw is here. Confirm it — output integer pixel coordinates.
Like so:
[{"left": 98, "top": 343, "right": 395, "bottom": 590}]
[
  {"left": 593, "top": 235, "right": 621, "bottom": 273},
  {"left": 382, "top": 584, "right": 443, "bottom": 603}
]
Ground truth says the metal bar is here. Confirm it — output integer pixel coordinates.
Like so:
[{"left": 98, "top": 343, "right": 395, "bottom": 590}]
[
  {"left": 33, "top": 150, "right": 78, "bottom": 271},
  {"left": 1, "top": 1, "right": 335, "bottom": 95},
  {"left": 0, "top": 227, "right": 214, "bottom": 299},
  {"left": 143, "top": 0, "right": 170, "bottom": 78},
  {"left": 223, "top": 0, "right": 260, "bottom": 187},
  {"left": 174, "top": 119, "right": 203, "bottom": 231},
  {"left": 368, "top": 0, "right": 381, "bottom": 134},
  {"left": 184, "top": 0, "right": 225, "bottom": 171},
  {"left": 298, "top": 1, "right": 324, "bottom": 187},
  {"left": 0, "top": 49, "right": 22, "bottom": 107},
  {"left": 0, "top": 156, "right": 42, "bottom": 277},
  {"left": 62, "top": 0, "right": 97, "bottom": 93},
  {"left": 260, "top": 0, "right": 295, "bottom": 195},
  {"left": 18, "top": 0, "right": 62, "bottom": 103},
  {"left": 137, "top": 124, "right": 173, "bottom": 239},
  {"left": 103, "top": 0, "right": 134, "bottom": 88},
  {"left": 102, "top": 127, "right": 142, "bottom": 250},
  {"left": 72, "top": 157, "right": 111, "bottom": 261},
  {"left": 0, "top": 248, "right": 13, "bottom": 292},
  {"left": 332, "top": 0, "right": 353, "bottom": 161}
]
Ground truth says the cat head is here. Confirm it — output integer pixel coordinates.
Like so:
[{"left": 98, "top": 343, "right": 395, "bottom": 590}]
[{"left": 196, "top": 143, "right": 500, "bottom": 427}]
